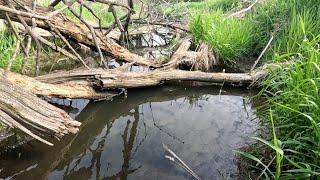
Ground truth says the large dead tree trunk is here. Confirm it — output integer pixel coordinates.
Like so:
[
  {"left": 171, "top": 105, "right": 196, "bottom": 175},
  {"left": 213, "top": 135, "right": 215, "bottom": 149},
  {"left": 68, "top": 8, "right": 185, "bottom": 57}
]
[
  {"left": 0, "top": 77, "right": 81, "bottom": 146},
  {"left": 0, "top": 67, "right": 120, "bottom": 146},
  {"left": 36, "top": 64, "right": 280, "bottom": 89},
  {"left": 0, "top": 68, "right": 118, "bottom": 99}
]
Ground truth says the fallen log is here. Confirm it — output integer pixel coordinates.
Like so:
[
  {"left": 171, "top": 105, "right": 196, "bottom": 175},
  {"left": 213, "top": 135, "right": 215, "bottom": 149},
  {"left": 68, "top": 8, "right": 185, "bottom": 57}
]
[
  {"left": 0, "top": 68, "right": 118, "bottom": 99},
  {"left": 0, "top": 67, "right": 122, "bottom": 146},
  {"left": 0, "top": 77, "right": 81, "bottom": 146},
  {"left": 36, "top": 63, "right": 280, "bottom": 89}
]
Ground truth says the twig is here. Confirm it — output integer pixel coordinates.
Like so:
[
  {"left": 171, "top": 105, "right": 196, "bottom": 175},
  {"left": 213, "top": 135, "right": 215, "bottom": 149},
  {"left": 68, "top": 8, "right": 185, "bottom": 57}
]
[
  {"left": 31, "top": 0, "right": 41, "bottom": 76},
  {"left": 89, "top": 26, "right": 106, "bottom": 67},
  {"left": 102, "top": 14, "right": 127, "bottom": 35},
  {"left": 49, "top": 0, "right": 63, "bottom": 7},
  {"left": 89, "top": 0, "right": 135, "bottom": 12},
  {"left": 47, "top": 4, "right": 71, "bottom": 18},
  {"left": 65, "top": 3, "right": 106, "bottom": 67},
  {"left": 6, "top": 1, "right": 43, "bottom": 76},
  {"left": 250, "top": 36, "right": 274, "bottom": 71},
  {"left": 4, "top": 13, "right": 27, "bottom": 55},
  {"left": 109, "top": 5, "right": 124, "bottom": 32},
  {"left": 119, "top": 0, "right": 133, "bottom": 44},
  {"left": 163, "top": 144, "right": 201, "bottom": 180},
  {"left": 46, "top": 21, "right": 90, "bottom": 69},
  {"left": 7, "top": 40, "right": 21, "bottom": 71},
  {"left": 21, "top": 35, "right": 32, "bottom": 74},
  {"left": 76, "top": 0, "right": 102, "bottom": 31},
  {"left": 257, "top": 155, "right": 276, "bottom": 179},
  {"left": 229, "top": 0, "right": 259, "bottom": 18},
  {"left": 0, "top": 5, "right": 48, "bottom": 19},
  {"left": 131, "top": 19, "right": 189, "bottom": 32}
]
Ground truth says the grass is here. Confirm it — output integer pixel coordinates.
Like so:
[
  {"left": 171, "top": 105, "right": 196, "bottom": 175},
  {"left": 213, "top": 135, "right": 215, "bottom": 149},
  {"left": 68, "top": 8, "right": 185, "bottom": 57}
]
[
  {"left": 185, "top": 0, "right": 320, "bottom": 178},
  {"left": 190, "top": 9, "right": 259, "bottom": 64},
  {"left": 38, "top": 0, "right": 117, "bottom": 27},
  {"left": 163, "top": 0, "right": 241, "bottom": 15},
  {"left": 0, "top": 32, "right": 24, "bottom": 72},
  {"left": 250, "top": 39, "right": 320, "bottom": 179},
  {"left": 236, "top": 0, "right": 320, "bottom": 178}
]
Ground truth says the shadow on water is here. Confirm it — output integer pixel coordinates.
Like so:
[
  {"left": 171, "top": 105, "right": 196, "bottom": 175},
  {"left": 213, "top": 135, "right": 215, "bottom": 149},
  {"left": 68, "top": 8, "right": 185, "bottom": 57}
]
[{"left": 0, "top": 86, "right": 259, "bottom": 180}]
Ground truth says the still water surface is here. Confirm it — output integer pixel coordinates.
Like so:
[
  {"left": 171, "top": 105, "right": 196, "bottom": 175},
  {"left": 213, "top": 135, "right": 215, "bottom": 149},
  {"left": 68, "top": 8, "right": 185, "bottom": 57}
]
[{"left": 0, "top": 86, "right": 258, "bottom": 180}]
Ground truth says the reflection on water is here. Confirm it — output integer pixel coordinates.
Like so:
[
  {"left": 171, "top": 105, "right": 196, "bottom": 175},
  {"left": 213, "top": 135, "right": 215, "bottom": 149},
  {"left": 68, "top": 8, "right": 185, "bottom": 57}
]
[{"left": 0, "top": 86, "right": 258, "bottom": 180}]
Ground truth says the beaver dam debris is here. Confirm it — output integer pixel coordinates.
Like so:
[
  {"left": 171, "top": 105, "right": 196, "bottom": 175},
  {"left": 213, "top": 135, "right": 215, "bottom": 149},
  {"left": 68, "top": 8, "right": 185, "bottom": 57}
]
[{"left": 0, "top": 0, "right": 280, "bottom": 145}]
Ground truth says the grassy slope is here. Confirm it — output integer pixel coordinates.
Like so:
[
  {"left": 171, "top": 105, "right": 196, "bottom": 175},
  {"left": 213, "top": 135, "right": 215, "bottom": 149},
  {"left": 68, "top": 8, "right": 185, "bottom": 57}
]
[{"left": 187, "top": 0, "right": 320, "bottom": 178}]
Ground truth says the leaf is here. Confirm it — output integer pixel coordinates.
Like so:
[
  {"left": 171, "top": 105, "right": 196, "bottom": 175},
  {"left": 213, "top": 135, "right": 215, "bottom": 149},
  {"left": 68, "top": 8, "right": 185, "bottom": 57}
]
[
  {"left": 279, "top": 173, "right": 311, "bottom": 180},
  {"left": 235, "top": 150, "right": 275, "bottom": 179},
  {"left": 251, "top": 137, "right": 284, "bottom": 156}
]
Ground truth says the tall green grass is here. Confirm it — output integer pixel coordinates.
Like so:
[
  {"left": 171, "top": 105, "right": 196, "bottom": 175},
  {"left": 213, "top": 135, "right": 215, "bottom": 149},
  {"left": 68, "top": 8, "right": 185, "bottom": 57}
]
[
  {"left": 250, "top": 40, "right": 320, "bottom": 179},
  {"left": 163, "top": 0, "right": 240, "bottom": 14},
  {"left": 0, "top": 32, "right": 23, "bottom": 72},
  {"left": 190, "top": 10, "right": 259, "bottom": 63},
  {"left": 241, "top": 2, "right": 320, "bottom": 178},
  {"left": 187, "top": 0, "right": 320, "bottom": 178}
]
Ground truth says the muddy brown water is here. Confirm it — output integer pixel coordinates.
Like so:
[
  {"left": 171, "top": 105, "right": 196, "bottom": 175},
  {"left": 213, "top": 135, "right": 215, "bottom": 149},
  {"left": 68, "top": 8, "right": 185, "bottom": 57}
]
[{"left": 0, "top": 85, "right": 259, "bottom": 180}]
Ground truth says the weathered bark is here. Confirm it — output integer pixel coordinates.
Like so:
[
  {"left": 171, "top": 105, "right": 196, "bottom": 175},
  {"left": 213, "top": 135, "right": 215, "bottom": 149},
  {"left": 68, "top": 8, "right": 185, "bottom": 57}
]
[
  {"left": 163, "top": 38, "right": 218, "bottom": 71},
  {"left": 0, "top": 0, "right": 157, "bottom": 67},
  {"left": 0, "top": 67, "right": 120, "bottom": 146},
  {"left": 36, "top": 64, "right": 280, "bottom": 89},
  {"left": 0, "top": 68, "right": 118, "bottom": 99},
  {"left": 0, "top": 77, "right": 81, "bottom": 146}
]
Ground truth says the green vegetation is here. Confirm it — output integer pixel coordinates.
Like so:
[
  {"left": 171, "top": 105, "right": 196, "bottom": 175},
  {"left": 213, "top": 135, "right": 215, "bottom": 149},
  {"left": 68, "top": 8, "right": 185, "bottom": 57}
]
[
  {"left": 187, "top": 0, "right": 320, "bottom": 178},
  {"left": 190, "top": 10, "right": 258, "bottom": 63},
  {"left": 187, "top": 0, "right": 261, "bottom": 63},
  {"left": 252, "top": 4, "right": 320, "bottom": 178},
  {"left": 0, "top": 32, "right": 24, "bottom": 72},
  {"left": 58, "top": 3, "right": 115, "bottom": 27},
  {"left": 38, "top": 0, "right": 117, "bottom": 27},
  {"left": 163, "top": 0, "right": 241, "bottom": 15}
]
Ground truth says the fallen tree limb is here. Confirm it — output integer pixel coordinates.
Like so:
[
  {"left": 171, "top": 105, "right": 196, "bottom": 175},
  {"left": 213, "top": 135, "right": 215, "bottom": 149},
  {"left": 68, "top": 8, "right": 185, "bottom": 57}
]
[
  {"left": 0, "top": 68, "right": 118, "bottom": 99},
  {"left": 0, "top": 67, "right": 121, "bottom": 145},
  {"left": 163, "top": 38, "right": 218, "bottom": 71},
  {"left": 36, "top": 63, "right": 282, "bottom": 89},
  {"left": 0, "top": 77, "right": 81, "bottom": 146}
]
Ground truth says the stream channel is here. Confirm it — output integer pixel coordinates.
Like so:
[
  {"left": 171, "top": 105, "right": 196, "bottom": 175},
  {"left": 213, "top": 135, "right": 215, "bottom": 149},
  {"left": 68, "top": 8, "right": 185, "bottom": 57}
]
[{"left": 0, "top": 29, "right": 260, "bottom": 180}]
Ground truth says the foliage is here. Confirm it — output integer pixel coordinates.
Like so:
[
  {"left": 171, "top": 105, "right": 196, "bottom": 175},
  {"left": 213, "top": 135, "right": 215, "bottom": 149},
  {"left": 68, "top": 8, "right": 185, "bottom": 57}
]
[
  {"left": 38, "top": 0, "right": 116, "bottom": 26},
  {"left": 190, "top": 10, "right": 258, "bottom": 63},
  {"left": 242, "top": 1, "right": 320, "bottom": 178},
  {"left": 188, "top": 0, "right": 320, "bottom": 178},
  {"left": 0, "top": 32, "right": 24, "bottom": 72}
]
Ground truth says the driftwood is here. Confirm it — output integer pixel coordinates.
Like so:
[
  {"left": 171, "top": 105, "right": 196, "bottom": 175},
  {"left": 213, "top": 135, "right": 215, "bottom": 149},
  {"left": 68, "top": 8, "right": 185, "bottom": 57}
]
[
  {"left": 0, "top": 68, "right": 118, "bottom": 99},
  {"left": 163, "top": 38, "right": 218, "bottom": 71},
  {"left": 0, "top": 77, "right": 81, "bottom": 146},
  {"left": 36, "top": 63, "right": 280, "bottom": 89},
  {"left": 0, "top": 67, "right": 121, "bottom": 145}
]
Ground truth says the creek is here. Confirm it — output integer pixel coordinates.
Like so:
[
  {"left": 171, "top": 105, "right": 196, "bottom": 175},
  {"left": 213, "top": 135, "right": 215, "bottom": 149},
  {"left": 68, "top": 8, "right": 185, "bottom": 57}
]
[{"left": 0, "top": 86, "right": 259, "bottom": 180}]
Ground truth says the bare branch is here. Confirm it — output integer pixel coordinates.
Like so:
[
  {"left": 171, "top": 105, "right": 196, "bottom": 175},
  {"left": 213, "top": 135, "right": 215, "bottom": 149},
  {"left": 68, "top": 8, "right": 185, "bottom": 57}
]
[{"left": 0, "top": 5, "right": 48, "bottom": 19}]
